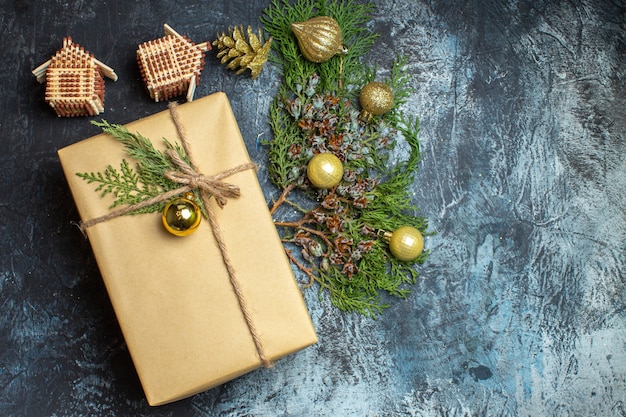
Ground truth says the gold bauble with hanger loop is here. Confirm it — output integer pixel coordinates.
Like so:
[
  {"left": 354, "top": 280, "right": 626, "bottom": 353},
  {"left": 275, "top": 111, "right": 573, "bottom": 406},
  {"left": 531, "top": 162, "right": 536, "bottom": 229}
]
[
  {"left": 162, "top": 192, "right": 201, "bottom": 236},
  {"left": 291, "top": 16, "right": 347, "bottom": 63},
  {"left": 380, "top": 226, "right": 424, "bottom": 262}
]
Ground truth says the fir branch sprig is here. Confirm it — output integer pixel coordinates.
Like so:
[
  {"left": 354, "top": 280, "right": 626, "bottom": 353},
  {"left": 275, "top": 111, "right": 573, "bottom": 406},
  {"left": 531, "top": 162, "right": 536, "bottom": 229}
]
[
  {"left": 77, "top": 121, "right": 197, "bottom": 215},
  {"left": 78, "top": 159, "right": 154, "bottom": 212},
  {"left": 266, "top": 98, "right": 309, "bottom": 189}
]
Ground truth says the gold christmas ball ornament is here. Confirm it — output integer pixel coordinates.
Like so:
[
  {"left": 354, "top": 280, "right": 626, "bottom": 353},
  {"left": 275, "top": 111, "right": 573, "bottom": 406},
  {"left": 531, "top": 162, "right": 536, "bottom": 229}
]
[
  {"left": 359, "top": 81, "right": 394, "bottom": 121},
  {"left": 381, "top": 226, "right": 424, "bottom": 262},
  {"left": 162, "top": 192, "right": 201, "bottom": 236},
  {"left": 307, "top": 153, "right": 344, "bottom": 189},
  {"left": 291, "top": 16, "right": 347, "bottom": 63}
]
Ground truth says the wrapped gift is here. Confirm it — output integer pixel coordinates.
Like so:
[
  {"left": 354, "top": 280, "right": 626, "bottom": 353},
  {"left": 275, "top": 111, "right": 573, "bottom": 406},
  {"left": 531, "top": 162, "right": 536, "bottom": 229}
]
[{"left": 58, "top": 92, "right": 317, "bottom": 406}]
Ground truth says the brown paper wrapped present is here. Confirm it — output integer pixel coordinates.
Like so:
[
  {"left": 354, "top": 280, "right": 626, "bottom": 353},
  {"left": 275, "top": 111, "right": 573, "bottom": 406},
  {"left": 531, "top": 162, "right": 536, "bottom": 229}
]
[{"left": 57, "top": 92, "right": 317, "bottom": 406}]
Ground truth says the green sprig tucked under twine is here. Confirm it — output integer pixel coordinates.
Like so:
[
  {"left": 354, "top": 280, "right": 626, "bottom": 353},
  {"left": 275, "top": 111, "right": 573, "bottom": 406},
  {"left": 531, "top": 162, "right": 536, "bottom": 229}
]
[
  {"left": 261, "top": 0, "right": 430, "bottom": 317},
  {"left": 77, "top": 120, "right": 205, "bottom": 216}
]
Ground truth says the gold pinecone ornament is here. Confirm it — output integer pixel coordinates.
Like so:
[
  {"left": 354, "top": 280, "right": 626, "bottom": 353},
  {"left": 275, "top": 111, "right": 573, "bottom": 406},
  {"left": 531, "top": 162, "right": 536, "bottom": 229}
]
[{"left": 213, "top": 26, "right": 272, "bottom": 79}]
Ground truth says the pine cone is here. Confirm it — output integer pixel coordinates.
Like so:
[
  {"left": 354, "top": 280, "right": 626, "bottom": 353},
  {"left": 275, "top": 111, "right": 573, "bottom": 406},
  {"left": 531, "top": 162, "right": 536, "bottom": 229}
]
[{"left": 213, "top": 26, "right": 272, "bottom": 79}]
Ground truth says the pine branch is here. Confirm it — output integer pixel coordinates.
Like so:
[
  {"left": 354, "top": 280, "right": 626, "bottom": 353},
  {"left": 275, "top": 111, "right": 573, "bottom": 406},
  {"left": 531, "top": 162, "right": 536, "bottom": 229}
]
[
  {"left": 77, "top": 121, "right": 198, "bottom": 215},
  {"left": 261, "top": 0, "right": 430, "bottom": 317}
]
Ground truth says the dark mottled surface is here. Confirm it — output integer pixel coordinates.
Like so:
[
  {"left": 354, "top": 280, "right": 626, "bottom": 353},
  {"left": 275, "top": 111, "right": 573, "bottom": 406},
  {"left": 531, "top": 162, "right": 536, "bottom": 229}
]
[{"left": 1, "top": 0, "right": 624, "bottom": 416}]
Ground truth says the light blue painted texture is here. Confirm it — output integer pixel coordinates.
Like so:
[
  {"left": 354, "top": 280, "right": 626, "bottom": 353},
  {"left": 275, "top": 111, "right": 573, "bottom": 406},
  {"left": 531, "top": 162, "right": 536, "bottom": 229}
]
[{"left": 0, "top": 0, "right": 624, "bottom": 416}]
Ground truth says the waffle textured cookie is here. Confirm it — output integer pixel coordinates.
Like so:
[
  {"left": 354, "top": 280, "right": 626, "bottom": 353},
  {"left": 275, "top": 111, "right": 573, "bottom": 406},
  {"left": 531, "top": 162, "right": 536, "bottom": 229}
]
[
  {"left": 137, "top": 24, "right": 211, "bottom": 102},
  {"left": 32, "top": 38, "right": 117, "bottom": 117}
]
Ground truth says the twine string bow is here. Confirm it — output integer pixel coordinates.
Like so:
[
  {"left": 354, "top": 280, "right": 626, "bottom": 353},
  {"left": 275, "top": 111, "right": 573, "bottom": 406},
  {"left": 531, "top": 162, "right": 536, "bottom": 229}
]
[
  {"left": 164, "top": 150, "right": 243, "bottom": 209},
  {"left": 78, "top": 102, "right": 271, "bottom": 368}
]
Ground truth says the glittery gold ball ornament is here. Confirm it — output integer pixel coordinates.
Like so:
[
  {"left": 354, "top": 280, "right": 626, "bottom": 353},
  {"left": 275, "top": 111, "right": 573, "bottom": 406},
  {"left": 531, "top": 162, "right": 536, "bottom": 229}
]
[
  {"left": 307, "top": 153, "right": 344, "bottom": 189},
  {"left": 162, "top": 192, "right": 201, "bottom": 236},
  {"left": 291, "top": 16, "right": 347, "bottom": 63},
  {"left": 359, "top": 81, "right": 394, "bottom": 121},
  {"left": 382, "top": 226, "right": 424, "bottom": 262}
]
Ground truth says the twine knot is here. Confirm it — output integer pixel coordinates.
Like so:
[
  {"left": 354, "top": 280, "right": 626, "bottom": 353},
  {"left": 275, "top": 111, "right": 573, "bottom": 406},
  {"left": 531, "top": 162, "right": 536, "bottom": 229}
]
[{"left": 164, "top": 149, "right": 241, "bottom": 208}]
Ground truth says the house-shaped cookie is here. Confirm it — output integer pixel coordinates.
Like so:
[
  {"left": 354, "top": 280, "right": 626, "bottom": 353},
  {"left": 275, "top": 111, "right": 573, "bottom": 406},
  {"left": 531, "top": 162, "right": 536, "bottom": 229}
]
[
  {"left": 32, "top": 37, "right": 118, "bottom": 117},
  {"left": 137, "top": 24, "right": 211, "bottom": 102}
]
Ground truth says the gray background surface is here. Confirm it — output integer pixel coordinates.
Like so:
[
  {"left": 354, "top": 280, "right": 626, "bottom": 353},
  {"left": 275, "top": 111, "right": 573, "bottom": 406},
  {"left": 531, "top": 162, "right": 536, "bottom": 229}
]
[{"left": 1, "top": 0, "right": 624, "bottom": 415}]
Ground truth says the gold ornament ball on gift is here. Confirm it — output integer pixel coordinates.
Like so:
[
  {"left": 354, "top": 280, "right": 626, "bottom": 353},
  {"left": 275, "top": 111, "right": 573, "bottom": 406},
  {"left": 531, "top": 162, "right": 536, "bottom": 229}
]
[
  {"left": 307, "top": 153, "right": 344, "bottom": 189},
  {"left": 162, "top": 193, "right": 201, "bottom": 236},
  {"left": 291, "top": 16, "right": 347, "bottom": 63},
  {"left": 383, "top": 226, "right": 424, "bottom": 262},
  {"left": 360, "top": 82, "right": 394, "bottom": 120}
]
